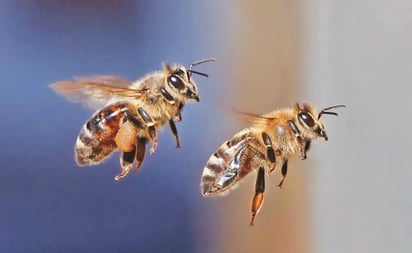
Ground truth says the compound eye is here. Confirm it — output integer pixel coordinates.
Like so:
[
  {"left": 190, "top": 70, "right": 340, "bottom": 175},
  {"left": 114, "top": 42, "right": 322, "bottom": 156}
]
[
  {"left": 298, "top": 111, "right": 315, "bottom": 128},
  {"left": 167, "top": 74, "right": 185, "bottom": 90},
  {"left": 174, "top": 69, "right": 185, "bottom": 77}
]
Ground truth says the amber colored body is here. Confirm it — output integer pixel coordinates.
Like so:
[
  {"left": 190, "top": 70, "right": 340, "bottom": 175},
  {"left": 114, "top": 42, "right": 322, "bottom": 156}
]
[
  {"left": 51, "top": 59, "right": 213, "bottom": 180},
  {"left": 200, "top": 102, "right": 344, "bottom": 225}
]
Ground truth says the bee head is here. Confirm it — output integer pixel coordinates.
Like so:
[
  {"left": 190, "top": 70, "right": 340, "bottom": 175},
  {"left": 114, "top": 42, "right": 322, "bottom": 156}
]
[
  {"left": 163, "top": 59, "right": 215, "bottom": 102},
  {"left": 294, "top": 103, "right": 345, "bottom": 140}
]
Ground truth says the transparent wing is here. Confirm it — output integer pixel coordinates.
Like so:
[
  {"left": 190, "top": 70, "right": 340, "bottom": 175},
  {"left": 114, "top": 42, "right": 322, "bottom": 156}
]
[
  {"left": 234, "top": 110, "right": 276, "bottom": 129},
  {"left": 74, "top": 75, "right": 132, "bottom": 88},
  {"left": 50, "top": 77, "right": 147, "bottom": 109},
  {"left": 216, "top": 103, "right": 276, "bottom": 128}
]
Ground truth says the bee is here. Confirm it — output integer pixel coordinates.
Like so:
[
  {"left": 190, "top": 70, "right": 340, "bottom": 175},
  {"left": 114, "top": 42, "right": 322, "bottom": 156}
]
[
  {"left": 50, "top": 59, "right": 215, "bottom": 180},
  {"left": 200, "top": 102, "right": 345, "bottom": 225}
]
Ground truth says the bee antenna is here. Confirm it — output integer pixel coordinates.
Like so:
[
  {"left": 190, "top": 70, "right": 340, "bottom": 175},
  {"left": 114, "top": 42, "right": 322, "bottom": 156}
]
[
  {"left": 187, "top": 58, "right": 215, "bottom": 79},
  {"left": 318, "top": 104, "right": 346, "bottom": 119},
  {"left": 189, "top": 58, "right": 215, "bottom": 71},
  {"left": 187, "top": 69, "right": 209, "bottom": 78}
]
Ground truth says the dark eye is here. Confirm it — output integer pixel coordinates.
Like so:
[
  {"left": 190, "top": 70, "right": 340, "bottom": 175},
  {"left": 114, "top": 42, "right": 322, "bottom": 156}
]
[
  {"left": 174, "top": 69, "right": 185, "bottom": 77},
  {"left": 298, "top": 111, "right": 315, "bottom": 128},
  {"left": 167, "top": 74, "right": 184, "bottom": 90}
]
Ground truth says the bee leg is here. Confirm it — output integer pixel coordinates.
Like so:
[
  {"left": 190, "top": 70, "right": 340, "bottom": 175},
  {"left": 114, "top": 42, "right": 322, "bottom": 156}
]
[
  {"left": 148, "top": 126, "right": 158, "bottom": 155},
  {"left": 115, "top": 145, "right": 137, "bottom": 181},
  {"left": 288, "top": 120, "right": 307, "bottom": 159},
  {"left": 133, "top": 136, "right": 147, "bottom": 173},
  {"left": 304, "top": 140, "right": 311, "bottom": 155},
  {"left": 175, "top": 112, "right": 182, "bottom": 122},
  {"left": 277, "top": 160, "right": 288, "bottom": 188},
  {"left": 137, "top": 108, "right": 158, "bottom": 155},
  {"left": 250, "top": 167, "right": 265, "bottom": 226},
  {"left": 298, "top": 140, "right": 310, "bottom": 160},
  {"left": 261, "top": 132, "right": 276, "bottom": 172},
  {"left": 175, "top": 103, "right": 184, "bottom": 122},
  {"left": 246, "top": 143, "right": 266, "bottom": 161},
  {"left": 115, "top": 113, "right": 141, "bottom": 152},
  {"left": 168, "top": 119, "right": 181, "bottom": 148},
  {"left": 270, "top": 149, "right": 283, "bottom": 173}
]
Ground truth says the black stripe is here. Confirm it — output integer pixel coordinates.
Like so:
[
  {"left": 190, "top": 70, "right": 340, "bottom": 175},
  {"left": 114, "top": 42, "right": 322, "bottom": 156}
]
[
  {"left": 261, "top": 132, "right": 276, "bottom": 163},
  {"left": 122, "top": 147, "right": 136, "bottom": 165},
  {"left": 255, "top": 167, "right": 265, "bottom": 193},
  {"left": 288, "top": 120, "right": 300, "bottom": 136},
  {"left": 160, "top": 87, "right": 175, "bottom": 102},
  {"left": 137, "top": 108, "right": 153, "bottom": 124}
]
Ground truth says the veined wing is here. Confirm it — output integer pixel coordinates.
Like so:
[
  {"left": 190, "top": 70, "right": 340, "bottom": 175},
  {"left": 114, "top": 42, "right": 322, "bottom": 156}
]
[
  {"left": 234, "top": 110, "right": 276, "bottom": 129},
  {"left": 216, "top": 104, "right": 276, "bottom": 129},
  {"left": 50, "top": 77, "right": 147, "bottom": 109},
  {"left": 74, "top": 75, "right": 132, "bottom": 88}
]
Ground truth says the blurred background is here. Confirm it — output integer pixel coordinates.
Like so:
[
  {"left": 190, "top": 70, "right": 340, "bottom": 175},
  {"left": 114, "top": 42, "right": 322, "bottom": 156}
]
[{"left": 0, "top": 0, "right": 411, "bottom": 252}]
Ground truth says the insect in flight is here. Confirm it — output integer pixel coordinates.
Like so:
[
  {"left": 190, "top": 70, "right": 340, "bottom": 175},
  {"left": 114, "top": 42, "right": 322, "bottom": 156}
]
[
  {"left": 200, "top": 102, "right": 345, "bottom": 225},
  {"left": 50, "top": 59, "right": 215, "bottom": 180}
]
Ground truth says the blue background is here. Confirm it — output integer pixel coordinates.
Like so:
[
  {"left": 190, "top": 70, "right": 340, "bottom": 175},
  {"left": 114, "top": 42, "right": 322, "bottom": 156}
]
[{"left": 0, "top": 1, "right": 228, "bottom": 252}]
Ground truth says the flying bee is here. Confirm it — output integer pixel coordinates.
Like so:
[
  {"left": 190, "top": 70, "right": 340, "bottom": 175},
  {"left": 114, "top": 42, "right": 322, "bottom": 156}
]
[
  {"left": 50, "top": 59, "right": 215, "bottom": 180},
  {"left": 200, "top": 102, "right": 345, "bottom": 225}
]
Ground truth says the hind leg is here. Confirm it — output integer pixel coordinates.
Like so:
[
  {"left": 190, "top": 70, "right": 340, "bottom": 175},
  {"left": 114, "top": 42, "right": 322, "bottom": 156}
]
[
  {"left": 114, "top": 113, "right": 144, "bottom": 180},
  {"left": 115, "top": 146, "right": 137, "bottom": 181},
  {"left": 134, "top": 136, "right": 147, "bottom": 173},
  {"left": 250, "top": 167, "right": 265, "bottom": 226}
]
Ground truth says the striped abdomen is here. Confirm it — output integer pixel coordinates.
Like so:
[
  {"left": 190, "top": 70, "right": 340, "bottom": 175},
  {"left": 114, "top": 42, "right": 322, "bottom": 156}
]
[{"left": 75, "top": 103, "right": 131, "bottom": 165}]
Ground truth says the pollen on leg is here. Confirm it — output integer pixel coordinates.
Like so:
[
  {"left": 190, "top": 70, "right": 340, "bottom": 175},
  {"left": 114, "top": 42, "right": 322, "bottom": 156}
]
[{"left": 115, "top": 119, "right": 138, "bottom": 152}]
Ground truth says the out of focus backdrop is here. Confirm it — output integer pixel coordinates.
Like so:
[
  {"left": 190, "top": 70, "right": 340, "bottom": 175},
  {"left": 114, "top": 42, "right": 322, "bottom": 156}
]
[{"left": 0, "top": 0, "right": 411, "bottom": 252}]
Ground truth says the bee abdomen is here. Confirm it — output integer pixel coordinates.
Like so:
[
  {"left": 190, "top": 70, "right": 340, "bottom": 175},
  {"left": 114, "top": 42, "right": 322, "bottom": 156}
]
[
  {"left": 201, "top": 135, "right": 255, "bottom": 196},
  {"left": 75, "top": 103, "right": 127, "bottom": 165},
  {"left": 201, "top": 153, "right": 231, "bottom": 196},
  {"left": 75, "top": 124, "right": 117, "bottom": 165}
]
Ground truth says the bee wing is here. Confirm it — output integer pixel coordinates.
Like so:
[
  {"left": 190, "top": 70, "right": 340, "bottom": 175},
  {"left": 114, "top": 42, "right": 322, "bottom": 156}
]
[
  {"left": 217, "top": 103, "right": 276, "bottom": 128},
  {"left": 234, "top": 110, "right": 276, "bottom": 129},
  {"left": 201, "top": 132, "right": 262, "bottom": 196},
  {"left": 50, "top": 78, "right": 146, "bottom": 109},
  {"left": 74, "top": 75, "right": 132, "bottom": 88}
]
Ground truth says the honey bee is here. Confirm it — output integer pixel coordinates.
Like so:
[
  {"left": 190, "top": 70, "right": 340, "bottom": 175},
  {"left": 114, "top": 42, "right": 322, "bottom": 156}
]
[
  {"left": 50, "top": 59, "right": 214, "bottom": 180},
  {"left": 200, "top": 102, "right": 345, "bottom": 225}
]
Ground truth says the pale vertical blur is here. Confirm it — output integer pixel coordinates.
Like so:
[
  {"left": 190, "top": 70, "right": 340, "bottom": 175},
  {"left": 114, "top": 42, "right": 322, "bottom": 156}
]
[{"left": 302, "top": 0, "right": 412, "bottom": 252}]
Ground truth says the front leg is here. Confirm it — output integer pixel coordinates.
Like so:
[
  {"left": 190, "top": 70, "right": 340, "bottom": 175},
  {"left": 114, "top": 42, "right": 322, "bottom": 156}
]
[
  {"left": 175, "top": 103, "right": 184, "bottom": 122},
  {"left": 168, "top": 119, "right": 181, "bottom": 148},
  {"left": 304, "top": 140, "right": 311, "bottom": 156},
  {"left": 288, "top": 120, "right": 307, "bottom": 160},
  {"left": 137, "top": 107, "right": 158, "bottom": 155},
  {"left": 298, "top": 139, "right": 308, "bottom": 160}
]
